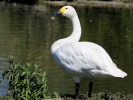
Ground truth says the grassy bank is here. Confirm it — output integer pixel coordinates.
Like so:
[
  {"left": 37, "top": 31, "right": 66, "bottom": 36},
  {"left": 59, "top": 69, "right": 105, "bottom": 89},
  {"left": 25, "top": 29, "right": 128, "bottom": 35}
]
[
  {"left": 1, "top": 92, "right": 133, "bottom": 100},
  {"left": 60, "top": 92, "right": 133, "bottom": 100}
]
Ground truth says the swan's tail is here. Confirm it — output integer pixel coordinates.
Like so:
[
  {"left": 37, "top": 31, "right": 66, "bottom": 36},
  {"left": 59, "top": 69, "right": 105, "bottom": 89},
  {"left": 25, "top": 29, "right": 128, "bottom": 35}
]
[{"left": 106, "top": 65, "right": 127, "bottom": 78}]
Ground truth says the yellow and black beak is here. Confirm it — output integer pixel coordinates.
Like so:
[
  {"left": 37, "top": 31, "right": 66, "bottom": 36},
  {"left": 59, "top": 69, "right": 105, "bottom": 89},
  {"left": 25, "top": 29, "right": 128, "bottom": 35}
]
[
  {"left": 54, "top": 10, "right": 61, "bottom": 14},
  {"left": 54, "top": 8, "right": 66, "bottom": 15}
]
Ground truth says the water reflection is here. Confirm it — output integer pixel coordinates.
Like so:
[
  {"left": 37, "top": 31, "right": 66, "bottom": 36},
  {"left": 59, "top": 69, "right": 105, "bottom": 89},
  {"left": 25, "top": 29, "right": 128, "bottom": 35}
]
[{"left": 0, "top": 2, "right": 133, "bottom": 95}]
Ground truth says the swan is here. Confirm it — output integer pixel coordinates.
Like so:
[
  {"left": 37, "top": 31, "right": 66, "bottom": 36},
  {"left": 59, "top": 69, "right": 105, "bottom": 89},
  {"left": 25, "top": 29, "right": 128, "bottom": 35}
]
[{"left": 51, "top": 6, "right": 127, "bottom": 98}]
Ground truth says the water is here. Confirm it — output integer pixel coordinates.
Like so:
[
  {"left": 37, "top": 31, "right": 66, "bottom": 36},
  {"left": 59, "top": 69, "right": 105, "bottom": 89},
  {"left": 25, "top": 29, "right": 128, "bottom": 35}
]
[{"left": 0, "top": 2, "right": 133, "bottom": 95}]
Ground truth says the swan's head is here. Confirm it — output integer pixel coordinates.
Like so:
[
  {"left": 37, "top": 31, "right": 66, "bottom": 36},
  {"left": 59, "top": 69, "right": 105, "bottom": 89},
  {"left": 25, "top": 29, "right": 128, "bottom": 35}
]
[{"left": 54, "top": 6, "right": 77, "bottom": 19}]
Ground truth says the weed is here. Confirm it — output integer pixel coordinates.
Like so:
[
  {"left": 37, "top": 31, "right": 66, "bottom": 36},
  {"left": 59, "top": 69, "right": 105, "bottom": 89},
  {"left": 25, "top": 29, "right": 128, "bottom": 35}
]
[{"left": 2, "top": 56, "right": 59, "bottom": 100}]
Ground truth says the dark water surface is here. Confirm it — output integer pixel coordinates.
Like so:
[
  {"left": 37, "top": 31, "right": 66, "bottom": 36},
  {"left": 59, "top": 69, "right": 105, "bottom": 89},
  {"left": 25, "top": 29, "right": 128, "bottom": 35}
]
[{"left": 0, "top": 2, "right": 133, "bottom": 95}]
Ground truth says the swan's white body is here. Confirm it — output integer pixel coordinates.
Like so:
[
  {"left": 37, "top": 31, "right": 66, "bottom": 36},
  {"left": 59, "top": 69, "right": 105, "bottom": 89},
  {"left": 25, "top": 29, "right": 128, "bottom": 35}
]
[{"left": 51, "top": 6, "right": 127, "bottom": 83}]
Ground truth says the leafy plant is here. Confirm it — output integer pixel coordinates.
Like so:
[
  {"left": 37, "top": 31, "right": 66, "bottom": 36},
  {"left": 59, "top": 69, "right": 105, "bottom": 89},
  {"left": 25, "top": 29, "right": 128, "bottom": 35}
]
[{"left": 2, "top": 56, "right": 59, "bottom": 100}]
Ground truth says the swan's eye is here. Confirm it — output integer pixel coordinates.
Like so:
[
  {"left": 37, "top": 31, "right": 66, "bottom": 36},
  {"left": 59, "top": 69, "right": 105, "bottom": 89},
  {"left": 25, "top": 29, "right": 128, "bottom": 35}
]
[{"left": 66, "top": 8, "right": 68, "bottom": 9}]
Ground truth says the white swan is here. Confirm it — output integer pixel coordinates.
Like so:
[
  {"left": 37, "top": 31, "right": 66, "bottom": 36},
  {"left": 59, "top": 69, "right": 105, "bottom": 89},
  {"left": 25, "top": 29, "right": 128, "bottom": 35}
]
[{"left": 51, "top": 6, "right": 127, "bottom": 98}]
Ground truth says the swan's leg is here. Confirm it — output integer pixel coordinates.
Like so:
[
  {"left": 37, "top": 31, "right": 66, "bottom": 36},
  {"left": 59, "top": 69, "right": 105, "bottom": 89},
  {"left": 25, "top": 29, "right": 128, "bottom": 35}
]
[
  {"left": 73, "top": 76, "right": 80, "bottom": 98},
  {"left": 88, "top": 80, "right": 93, "bottom": 97},
  {"left": 75, "top": 83, "right": 80, "bottom": 98}
]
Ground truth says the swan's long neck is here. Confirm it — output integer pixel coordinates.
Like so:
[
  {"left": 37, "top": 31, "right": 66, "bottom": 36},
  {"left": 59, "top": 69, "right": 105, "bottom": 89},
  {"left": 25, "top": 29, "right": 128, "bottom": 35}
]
[
  {"left": 70, "top": 14, "right": 81, "bottom": 41},
  {"left": 51, "top": 14, "right": 81, "bottom": 53}
]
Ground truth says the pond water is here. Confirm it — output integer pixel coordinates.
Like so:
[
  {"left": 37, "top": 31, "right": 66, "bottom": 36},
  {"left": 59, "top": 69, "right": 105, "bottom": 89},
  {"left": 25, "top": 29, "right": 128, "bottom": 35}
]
[{"left": 0, "top": 2, "right": 133, "bottom": 95}]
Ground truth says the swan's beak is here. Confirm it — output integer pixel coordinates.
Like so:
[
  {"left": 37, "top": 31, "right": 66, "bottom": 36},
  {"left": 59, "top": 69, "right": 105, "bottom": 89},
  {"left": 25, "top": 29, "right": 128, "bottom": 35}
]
[
  {"left": 54, "top": 10, "right": 61, "bottom": 15},
  {"left": 54, "top": 8, "right": 66, "bottom": 14}
]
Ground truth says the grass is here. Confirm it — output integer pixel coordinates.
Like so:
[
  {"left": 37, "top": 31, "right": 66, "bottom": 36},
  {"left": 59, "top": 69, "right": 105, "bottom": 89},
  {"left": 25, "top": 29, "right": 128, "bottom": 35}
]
[
  {"left": 1, "top": 92, "right": 133, "bottom": 100},
  {"left": 61, "top": 92, "right": 133, "bottom": 100}
]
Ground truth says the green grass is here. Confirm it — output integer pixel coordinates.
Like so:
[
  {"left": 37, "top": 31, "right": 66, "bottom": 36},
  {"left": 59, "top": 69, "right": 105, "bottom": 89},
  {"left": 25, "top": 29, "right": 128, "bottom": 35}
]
[
  {"left": 1, "top": 92, "right": 133, "bottom": 100},
  {"left": 61, "top": 92, "right": 133, "bottom": 100}
]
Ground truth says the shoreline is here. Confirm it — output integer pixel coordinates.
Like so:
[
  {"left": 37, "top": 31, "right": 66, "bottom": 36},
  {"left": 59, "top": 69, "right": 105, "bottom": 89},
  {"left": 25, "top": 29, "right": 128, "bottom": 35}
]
[{"left": 41, "top": 0, "right": 133, "bottom": 8}]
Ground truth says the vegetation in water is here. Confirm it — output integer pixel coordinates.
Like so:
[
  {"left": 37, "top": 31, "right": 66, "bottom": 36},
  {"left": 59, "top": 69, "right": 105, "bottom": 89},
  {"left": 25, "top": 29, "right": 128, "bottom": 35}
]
[{"left": 1, "top": 56, "right": 59, "bottom": 100}]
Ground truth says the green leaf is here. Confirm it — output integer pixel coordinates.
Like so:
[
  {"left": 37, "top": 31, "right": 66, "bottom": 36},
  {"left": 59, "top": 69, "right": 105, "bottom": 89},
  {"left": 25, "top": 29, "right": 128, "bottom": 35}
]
[{"left": 21, "top": 72, "right": 26, "bottom": 76}]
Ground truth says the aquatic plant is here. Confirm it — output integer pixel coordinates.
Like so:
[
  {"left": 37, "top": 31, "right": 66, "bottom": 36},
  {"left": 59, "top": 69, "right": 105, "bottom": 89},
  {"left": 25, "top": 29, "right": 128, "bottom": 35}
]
[{"left": 2, "top": 56, "right": 59, "bottom": 100}]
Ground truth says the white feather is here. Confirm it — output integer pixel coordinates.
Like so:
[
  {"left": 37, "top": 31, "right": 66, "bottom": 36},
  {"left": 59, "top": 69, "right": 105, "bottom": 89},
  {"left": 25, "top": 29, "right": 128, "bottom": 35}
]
[{"left": 51, "top": 6, "right": 127, "bottom": 83}]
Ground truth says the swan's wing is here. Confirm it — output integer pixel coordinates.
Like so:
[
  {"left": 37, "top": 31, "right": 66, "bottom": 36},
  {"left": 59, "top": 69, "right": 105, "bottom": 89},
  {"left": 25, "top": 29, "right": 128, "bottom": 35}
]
[
  {"left": 53, "top": 42, "right": 127, "bottom": 78},
  {"left": 54, "top": 42, "right": 112, "bottom": 69}
]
